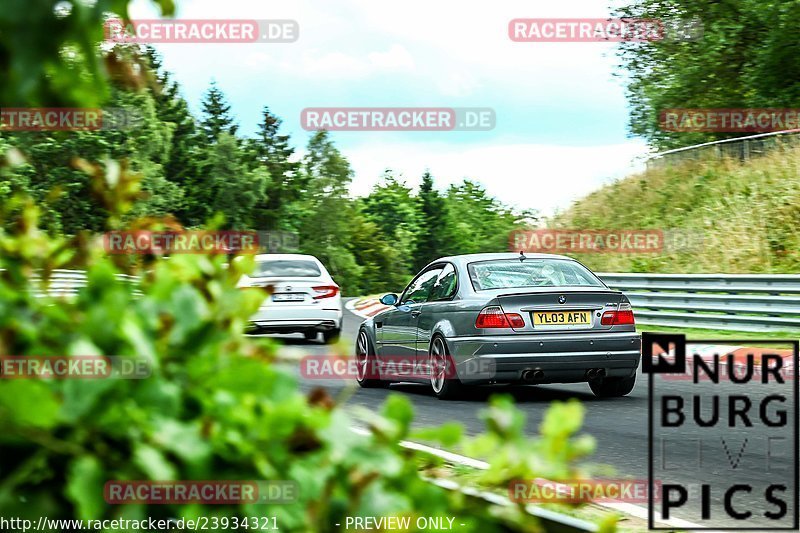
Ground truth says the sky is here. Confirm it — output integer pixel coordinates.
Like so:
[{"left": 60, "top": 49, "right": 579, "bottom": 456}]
[{"left": 129, "top": 0, "right": 652, "bottom": 216}]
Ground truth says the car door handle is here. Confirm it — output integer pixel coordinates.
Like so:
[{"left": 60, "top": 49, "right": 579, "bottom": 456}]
[{"left": 410, "top": 310, "right": 421, "bottom": 318}]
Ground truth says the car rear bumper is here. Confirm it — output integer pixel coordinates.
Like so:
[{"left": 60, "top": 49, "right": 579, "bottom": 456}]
[
  {"left": 248, "top": 306, "right": 342, "bottom": 333},
  {"left": 447, "top": 331, "right": 641, "bottom": 384}
]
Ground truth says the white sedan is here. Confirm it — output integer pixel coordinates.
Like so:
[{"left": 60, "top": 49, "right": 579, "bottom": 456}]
[{"left": 239, "top": 254, "right": 342, "bottom": 343}]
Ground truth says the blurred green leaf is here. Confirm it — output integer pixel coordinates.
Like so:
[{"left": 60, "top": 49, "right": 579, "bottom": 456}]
[
  {"left": 0, "top": 381, "right": 60, "bottom": 429},
  {"left": 66, "top": 455, "right": 105, "bottom": 520}
]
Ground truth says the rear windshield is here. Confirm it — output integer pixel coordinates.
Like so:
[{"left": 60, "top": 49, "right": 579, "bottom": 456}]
[
  {"left": 467, "top": 259, "right": 604, "bottom": 290},
  {"left": 253, "top": 260, "right": 321, "bottom": 278}
]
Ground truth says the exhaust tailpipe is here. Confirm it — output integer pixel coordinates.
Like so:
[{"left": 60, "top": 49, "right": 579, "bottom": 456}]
[
  {"left": 586, "top": 368, "right": 606, "bottom": 379},
  {"left": 521, "top": 369, "right": 545, "bottom": 382}
]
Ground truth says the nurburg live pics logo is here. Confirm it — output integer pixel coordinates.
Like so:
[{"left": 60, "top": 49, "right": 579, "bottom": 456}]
[{"left": 644, "top": 332, "right": 799, "bottom": 530}]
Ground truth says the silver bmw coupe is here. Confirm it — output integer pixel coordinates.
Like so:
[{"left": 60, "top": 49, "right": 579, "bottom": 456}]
[{"left": 355, "top": 253, "right": 642, "bottom": 399}]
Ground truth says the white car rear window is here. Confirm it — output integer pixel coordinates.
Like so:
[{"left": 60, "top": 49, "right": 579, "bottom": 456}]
[{"left": 253, "top": 260, "right": 322, "bottom": 278}]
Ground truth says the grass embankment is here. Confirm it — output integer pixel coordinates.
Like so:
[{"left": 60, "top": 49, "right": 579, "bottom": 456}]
[
  {"left": 637, "top": 325, "right": 798, "bottom": 343},
  {"left": 552, "top": 145, "right": 800, "bottom": 274}
]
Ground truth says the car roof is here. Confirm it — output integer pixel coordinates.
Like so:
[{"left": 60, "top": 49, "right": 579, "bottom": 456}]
[
  {"left": 253, "top": 253, "right": 321, "bottom": 262},
  {"left": 432, "top": 252, "right": 576, "bottom": 267}
]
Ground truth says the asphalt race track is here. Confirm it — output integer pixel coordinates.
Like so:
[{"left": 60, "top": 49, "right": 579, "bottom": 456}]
[{"left": 260, "top": 299, "right": 797, "bottom": 529}]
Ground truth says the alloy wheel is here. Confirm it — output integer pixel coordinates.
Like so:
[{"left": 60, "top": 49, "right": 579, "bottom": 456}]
[
  {"left": 356, "top": 330, "right": 369, "bottom": 382},
  {"left": 430, "top": 337, "right": 448, "bottom": 393}
]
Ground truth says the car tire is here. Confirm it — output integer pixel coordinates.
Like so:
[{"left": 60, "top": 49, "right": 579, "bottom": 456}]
[
  {"left": 355, "top": 329, "right": 387, "bottom": 388},
  {"left": 589, "top": 374, "right": 636, "bottom": 398},
  {"left": 429, "top": 335, "right": 463, "bottom": 400},
  {"left": 323, "top": 328, "right": 341, "bottom": 344},
  {"left": 304, "top": 331, "right": 318, "bottom": 341}
]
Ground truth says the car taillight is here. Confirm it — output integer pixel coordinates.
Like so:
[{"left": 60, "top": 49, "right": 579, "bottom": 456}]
[
  {"left": 312, "top": 285, "right": 340, "bottom": 299},
  {"left": 475, "top": 306, "right": 525, "bottom": 328},
  {"left": 601, "top": 302, "right": 635, "bottom": 325}
]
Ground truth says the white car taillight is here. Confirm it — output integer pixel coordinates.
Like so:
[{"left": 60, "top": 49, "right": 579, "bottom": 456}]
[{"left": 312, "top": 285, "right": 340, "bottom": 299}]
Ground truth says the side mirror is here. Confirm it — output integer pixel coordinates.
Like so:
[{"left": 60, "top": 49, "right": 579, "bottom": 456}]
[{"left": 380, "top": 293, "right": 399, "bottom": 306}]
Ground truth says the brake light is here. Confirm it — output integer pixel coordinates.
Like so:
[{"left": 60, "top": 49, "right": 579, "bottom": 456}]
[
  {"left": 312, "top": 285, "right": 340, "bottom": 299},
  {"left": 601, "top": 302, "right": 635, "bottom": 325},
  {"left": 475, "top": 306, "right": 525, "bottom": 328}
]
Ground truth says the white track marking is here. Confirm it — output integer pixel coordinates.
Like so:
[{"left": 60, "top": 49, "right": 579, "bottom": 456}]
[{"left": 350, "top": 425, "right": 720, "bottom": 530}]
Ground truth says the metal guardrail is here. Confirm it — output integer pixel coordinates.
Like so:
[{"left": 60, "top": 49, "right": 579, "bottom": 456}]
[
  {"left": 28, "top": 269, "right": 139, "bottom": 298},
  {"left": 599, "top": 273, "right": 800, "bottom": 332},
  {"left": 645, "top": 129, "right": 800, "bottom": 169},
  {"left": 22, "top": 270, "right": 800, "bottom": 332}
]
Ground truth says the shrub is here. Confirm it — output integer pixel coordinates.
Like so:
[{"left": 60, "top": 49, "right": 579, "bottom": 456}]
[{"left": 0, "top": 164, "right": 606, "bottom": 532}]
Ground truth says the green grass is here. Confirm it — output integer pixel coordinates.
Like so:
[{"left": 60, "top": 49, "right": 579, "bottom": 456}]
[
  {"left": 551, "top": 145, "right": 800, "bottom": 274},
  {"left": 637, "top": 324, "right": 799, "bottom": 345}
]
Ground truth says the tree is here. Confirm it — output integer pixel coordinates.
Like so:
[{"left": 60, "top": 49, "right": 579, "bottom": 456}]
[
  {"left": 200, "top": 82, "right": 238, "bottom": 143},
  {"left": 413, "top": 171, "right": 451, "bottom": 270},
  {"left": 360, "top": 171, "right": 420, "bottom": 237},
  {"left": 145, "top": 47, "right": 202, "bottom": 223},
  {"left": 296, "top": 131, "right": 362, "bottom": 293},
  {"left": 348, "top": 207, "right": 413, "bottom": 294},
  {"left": 615, "top": 0, "right": 800, "bottom": 150},
  {"left": 0, "top": 87, "right": 180, "bottom": 234},
  {"left": 445, "top": 180, "right": 520, "bottom": 254},
  {"left": 247, "top": 107, "right": 302, "bottom": 230},
  {"left": 359, "top": 171, "right": 421, "bottom": 280},
  {"left": 200, "top": 133, "right": 268, "bottom": 229}
]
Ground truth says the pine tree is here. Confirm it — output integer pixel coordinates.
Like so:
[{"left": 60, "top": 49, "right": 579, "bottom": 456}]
[
  {"left": 248, "top": 107, "right": 302, "bottom": 230},
  {"left": 203, "top": 133, "right": 269, "bottom": 229},
  {"left": 200, "top": 82, "right": 238, "bottom": 143},
  {"left": 413, "top": 171, "right": 452, "bottom": 270},
  {"left": 144, "top": 48, "right": 202, "bottom": 223}
]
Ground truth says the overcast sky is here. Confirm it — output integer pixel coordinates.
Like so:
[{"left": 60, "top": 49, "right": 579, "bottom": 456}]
[{"left": 130, "top": 0, "right": 652, "bottom": 215}]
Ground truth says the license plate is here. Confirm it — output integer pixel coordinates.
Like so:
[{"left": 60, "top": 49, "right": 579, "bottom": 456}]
[
  {"left": 273, "top": 293, "right": 304, "bottom": 302},
  {"left": 532, "top": 310, "right": 591, "bottom": 326}
]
